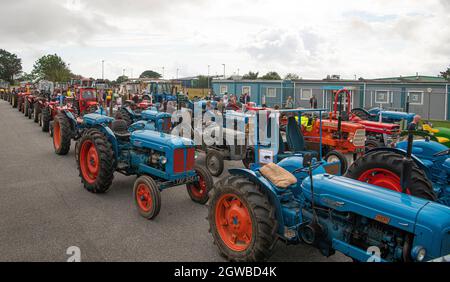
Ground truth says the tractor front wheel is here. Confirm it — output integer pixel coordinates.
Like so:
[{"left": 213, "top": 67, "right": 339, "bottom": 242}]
[
  {"left": 324, "top": 150, "right": 348, "bottom": 175},
  {"left": 53, "top": 113, "right": 72, "bottom": 155},
  {"left": 186, "top": 165, "right": 213, "bottom": 204},
  {"left": 77, "top": 130, "right": 115, "bottom": 193},
  {"left": 33, "top": 103, "right": 40, "bottom": 123},
  {"left": 133, "top": 176, "right": 161, "bottom": 220},
  {"left": 206, "top": 150, "right": 225, "bottom": 177},
  {"left": 41, "top": 107, "right": 50, "bottom": 132},
  {"left": 208, "top": 175, "right": 278, "bottom": 262},
  {"left": 346, "top": 151, "right": 436, "bottom": 200}
]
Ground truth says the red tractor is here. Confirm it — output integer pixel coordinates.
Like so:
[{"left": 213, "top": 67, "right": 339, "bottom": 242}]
[
  {"left": 331, "top": 89, "right": 401, "bottom": 150},
  {"left": 17, "top": 85, "right": 33, "bottom": 114}
]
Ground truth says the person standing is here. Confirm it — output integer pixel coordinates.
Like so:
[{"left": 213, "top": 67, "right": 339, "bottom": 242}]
[
  {"left": 310, "top": 95, "right": 318, "bottom": 109},
  {"left": 285, "top": 96, "right": 294, "bottom": 109},
  {"left": 223, "top": 93, "right": 229, "bottom": 106}
]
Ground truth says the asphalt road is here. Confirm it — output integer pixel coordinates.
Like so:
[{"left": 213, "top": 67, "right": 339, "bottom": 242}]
[{"left": 0, "top": 100, "right": 349, "bottom": 262}]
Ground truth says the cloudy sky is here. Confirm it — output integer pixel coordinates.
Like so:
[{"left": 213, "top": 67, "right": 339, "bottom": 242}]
[{"left": 1, "top": 0, "right": 449, "bottom": 80}]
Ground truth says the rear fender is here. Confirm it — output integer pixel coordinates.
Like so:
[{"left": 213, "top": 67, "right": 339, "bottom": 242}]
[
  {"left": 365, "top": 147, "right": 431, "bottom": 178},
  {"left": 229, "top": 168, "right": 285, "bottom": 234},
  {"left": 91, "top": 124, "right": 119, "bottom": 159},
  {"left": 60, "top": 110, "right": 77, "bottom": 131}
]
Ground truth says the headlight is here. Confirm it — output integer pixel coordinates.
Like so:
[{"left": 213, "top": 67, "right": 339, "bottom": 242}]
[
  {"left": 411, "top": 246, "right": 426, "bottom": 262},
  {"left": 159, "top": 156, "right": 167, "bottom": 165}
]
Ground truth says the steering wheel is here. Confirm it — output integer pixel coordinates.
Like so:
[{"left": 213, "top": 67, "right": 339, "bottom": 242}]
[{"left": 433, "top": 149, "right": 450, "bottom": 157}]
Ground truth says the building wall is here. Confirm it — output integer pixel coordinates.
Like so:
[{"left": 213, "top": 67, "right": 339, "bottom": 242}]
[{"left": 212, "top": 80, "right": 450, "bottom": 120}]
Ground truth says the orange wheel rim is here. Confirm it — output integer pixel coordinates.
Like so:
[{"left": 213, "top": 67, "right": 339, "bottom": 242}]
[
  {"left": 215, "top": 194, "right": 253, "bottom": 252},
  {"left": 53, "top": 120, "right": 61, "bottom": 149},
  {"left": 359, "top": 168, "right": 411, "bottom": 194},
  {"left": 79, "top": 140, "right": 99, "bottom": 184},
  {"left": 136, "top": 184, "right": 153, "bottom": 212}
]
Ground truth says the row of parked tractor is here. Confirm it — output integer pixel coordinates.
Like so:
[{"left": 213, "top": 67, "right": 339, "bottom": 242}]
[{"left": 1, "top": 84, "right": 449, "bottom": 263}]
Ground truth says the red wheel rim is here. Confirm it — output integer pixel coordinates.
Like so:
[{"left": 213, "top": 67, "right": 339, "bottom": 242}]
[
  {"left": 79, "top": 140, "right": 99, "bottom": 184},
  {"left": 215, "top": 194, "right": 253, "bottom": 252},
  {"left": 136, "top": 183, "right": 153, "bottom": 212},
  {"left": 188, "top": 172, "right": 207, "bottom": 199},
  {"left": 358, "top": 168, "right": 411, "bottom": 194},
  {"left": 53, "top": 120, "right": 61, "bottom": 149}
]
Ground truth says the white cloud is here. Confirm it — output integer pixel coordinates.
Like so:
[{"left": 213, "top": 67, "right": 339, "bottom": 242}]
[{"left": 2, "top": 0, "right": 449, "bottom": 80}]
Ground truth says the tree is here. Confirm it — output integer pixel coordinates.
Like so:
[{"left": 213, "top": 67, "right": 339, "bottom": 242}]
[
  {"left": 261, "top": 71, "right": 281, "bottom": 80},
  {"left": 0, "top": 49, "right": 22, "bottom": 83},
  {"left": 140, "top": 70, "right": 162, "bottom": 79},
  {"left": 440, "top": 67, "right": 450, "bottom": 80},
  {"left": 197, "top": 75, "right": 212, "bottom": 88},
  {"left": 242, "top": 71, "right": 259, "bottom": 80},
  {"left": 19, "top": 72, "right": 36, "bottom": 82},
  {"left": 284, "top": 73, "right": 300, "bottom": 80},
  {"left": 31, "top": 54, "right": 71, "bottom": 82},
  {"left": 116, "top": 75, "right": 129, "bottom": 84}
]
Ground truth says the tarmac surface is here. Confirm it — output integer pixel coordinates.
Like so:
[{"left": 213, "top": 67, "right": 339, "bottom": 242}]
[{"left": 0, "top": 100, "right": 349, "bottom": 262}]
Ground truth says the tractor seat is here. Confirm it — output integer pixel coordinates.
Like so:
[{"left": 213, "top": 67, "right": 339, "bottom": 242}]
[
  {"left": 284, "top": 116, "right": 318, "bottom": 158},
  {"left": 259, "top": 163, "right": 297, "bottom": 189},
  {"left": 111, "top": 120, "right": 131, "bottom": 140}
]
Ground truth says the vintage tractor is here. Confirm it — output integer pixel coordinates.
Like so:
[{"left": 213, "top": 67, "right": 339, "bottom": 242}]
[
  {"left": 331, "top": 89, "right": 401, "bottom": 150},
  {"left": 352, "top": 107, "right": 415, "bottom": 125},
  {"left": 347, "top": 130, "right": 450, "bottom": 207},
  {"left": 300, "top": 108, "right": 366, "bottom": 173},
  {"left": 413, "top": 122, "right": 450, "bottom": 148},
  {"left": 17, "top": 85, "right": 33, "bottom": 114},
  {"left": 115, "top": 100, "right": 154, "bottom": 126},
  {"left": 207, "top": 110, "right": 450, "bottom": 262},
  {"left": 75, "top": 113, "right": 214, "bottom": 219},
  {"left": 51, "top": 89, "right": 104, "bottom": 156}
]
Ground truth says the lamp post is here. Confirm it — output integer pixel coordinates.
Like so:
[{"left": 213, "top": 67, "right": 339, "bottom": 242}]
[
  {"left": 176, "top": 68, "right": 179, "bottom": 80},
  {"left": 102, "top": 60, "right": 105, "bottom": 80},
  {"left": 222, "top": 64, "right": 226, "bottom": 79},
  {"left": 427, "top": 88, "right": 432, "bottom": 121},
  {"left": 207, "top": 65, "right": 210, "bottom": 90}
]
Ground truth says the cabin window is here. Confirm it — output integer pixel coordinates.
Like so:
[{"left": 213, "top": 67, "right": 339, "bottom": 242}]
[
  {"left": 300, "top": 89, "right": 313, "bottom": 100},
  {"left": 266, "top": 88, "right": 277, "bottom": 98},
  {"left": 375, "top": 91, "right": 389, "bottom": 104},
  {"left": 242, "top": 86, "right": 251, "bottom": 96},
  {"left": 409, "top": 91, "right": 423, "bottom": 105},
  {"left": 220, "top": 85, "right": 228, "bottom": 95}
]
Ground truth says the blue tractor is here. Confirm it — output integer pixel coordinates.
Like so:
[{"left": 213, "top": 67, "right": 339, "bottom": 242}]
[
  {"left": 347, "top": 131, "right": 450, "bottom": 207},
  {"left": 75, "top": 113, "right": 213, "bottom": 219},
  {"left": 352, "top": 107, "right": 415, "bottom": 124},
  {"left": 207, "top": 109, "right": 450, "bottom": 262}
]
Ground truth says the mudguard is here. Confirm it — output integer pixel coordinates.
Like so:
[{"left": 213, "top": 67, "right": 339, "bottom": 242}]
[
  {"left": 228, "top": 168, "right": 286, "bottom": 234},
  {"left": 303, "top": 174, "right": 450, "bottom": 260},
  {"left": 365, "top": 147, "right": 432, "bottom": 179},
  {"left": 82, "top": 114, "right": 119, "bottom": 158},
  {"left": 60, "top": 110, "right": 78, "bottom": 131}
]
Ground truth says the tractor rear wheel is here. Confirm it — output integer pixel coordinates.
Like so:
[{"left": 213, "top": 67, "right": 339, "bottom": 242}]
[
  {"left": 24, "top": 100, "right": 29, "bottom": 117},
  {"left": 208, "top": 175, "right": 278, "bottom": 262},
  {"left": 53, "top": 113, "right": 72, "bottom": 155},
  {"left": 77, "top": 130, "right": 115, "bottom": 193},
  {"left": 41, "top": 107, "right": 50, "bottom": 132},
  {"left": 17, "top": 97, "right": 22, "bottom": 111},
  {"left": 115, "top": 109, "right": 133, "bottom": 126},
  {"left": 12, "top": 95, "right": 17, "bottom": 108},
  {"left": 324, "top": 150, "right": 348, "bottom": 175},
  {"left": 133, "top": 176, "right": 161, "bottom": 220},
  {"left": 33, "top": 103, "right": 40, "bottom": 123},
  {"left": 206, "top": 150, "right": 225, "bottom": 177},
  {"left": 346, "top": 151, "right": 436, "bottom": 200},
  {"left": 186, "top": 165, "right": 213, "bottom": 204}
]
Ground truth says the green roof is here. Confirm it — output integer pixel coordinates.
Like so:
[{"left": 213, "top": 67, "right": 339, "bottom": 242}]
[{"left": 372, "top": 75, "right": 448, "bottom": 83}]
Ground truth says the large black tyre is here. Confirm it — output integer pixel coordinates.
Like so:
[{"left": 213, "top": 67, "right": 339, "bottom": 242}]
[
  {"left": 41, "top": 107, "right": 51, "bottom": 132},
  {"left": 133, "top": 176, "right": 161, "bottom": 220},
  {"left": 118, "top": 109, "right": 133, "bottom": 126},
  {"left": 365, "top": 139, "right": 383, "bottom": 152},
  {"left": 53, "top": 113, "right": 73, "bottom": 155},
  {"left": 346, "top": 151, "right": 436, "bottom": 200},
  {"left": 208, "top": 175, "right": 278, "bottom": 262},
  {"left": 242, "top": 147, "right": 255, "bottom": 169},
  {"left": 12, "top": 95, "right": 17, "bottom": 108},
  {"left": 33, "top": 102, "right": 40, "bottom": 123},
  {"left": 24, "top": 100, "right": 29, "bottom": 117},
  {"left": 324, "top": 150, "right": 348, "bottom": 175},
  {"left": 76, "top": 130, "right": 115, "bottom": 194},
  {"left": 206, "top": 150, "right": 225, "bottom": 177},
  {"left": 186, "top": 165, "right": 214, "bottom": 204},
  {"left": 351, "top": 108, "right": 371, "bottom": 120},
  {"left": 17, "top": 97, "right": 22, "bottom": 112}
]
